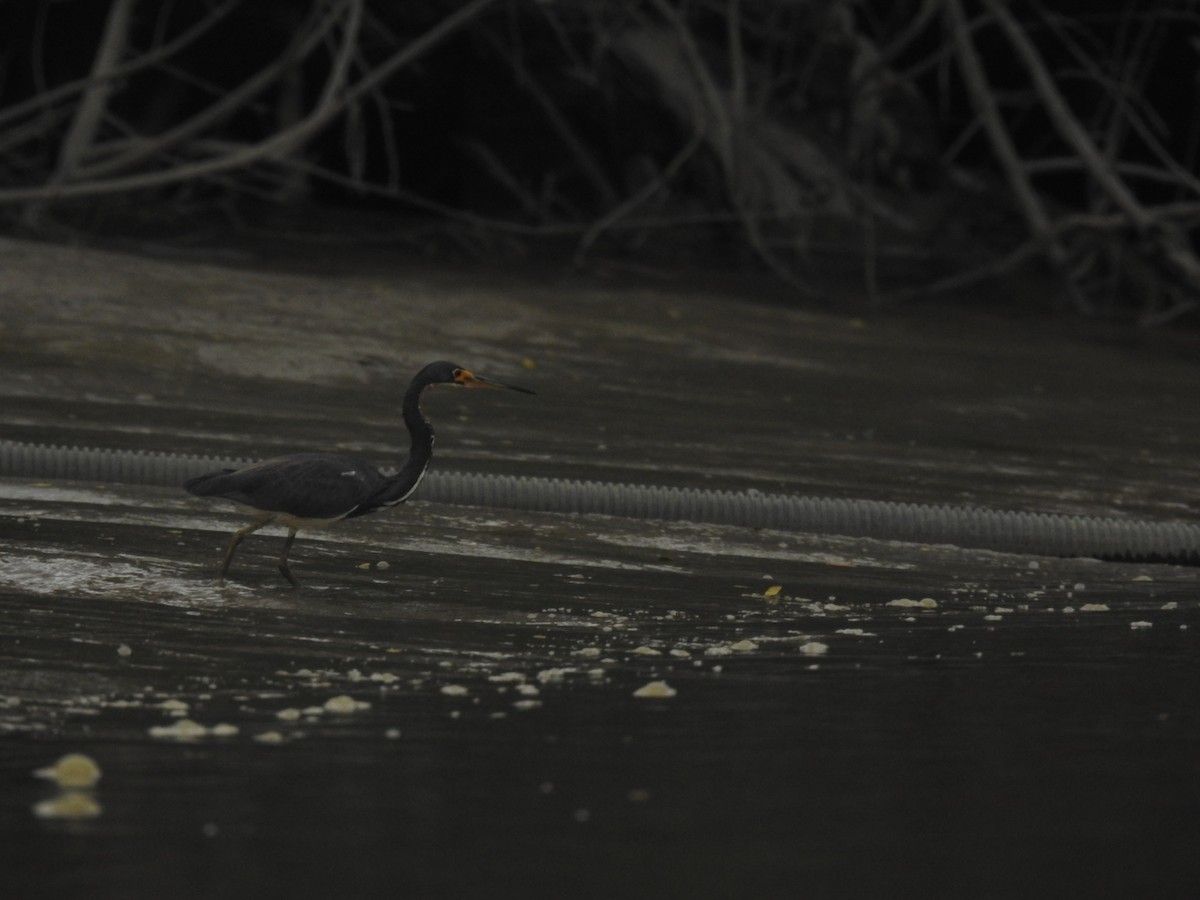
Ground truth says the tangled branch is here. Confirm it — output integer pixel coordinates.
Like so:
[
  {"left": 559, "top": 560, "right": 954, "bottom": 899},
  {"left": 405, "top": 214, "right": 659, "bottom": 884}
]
[{"left": 0, "top": 0, "right": 1196, "bottom": 324}]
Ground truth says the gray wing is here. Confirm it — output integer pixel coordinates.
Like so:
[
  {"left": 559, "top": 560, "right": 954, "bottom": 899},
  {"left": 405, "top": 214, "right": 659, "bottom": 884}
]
[{"left": 184, "top": 453, "right": 386, "bottom": 520}]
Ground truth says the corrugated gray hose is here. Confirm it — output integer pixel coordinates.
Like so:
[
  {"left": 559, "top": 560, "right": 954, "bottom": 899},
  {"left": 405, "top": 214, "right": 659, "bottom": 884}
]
[{"left": 2, "top": 441, "right": 1197, "bottom": 564}]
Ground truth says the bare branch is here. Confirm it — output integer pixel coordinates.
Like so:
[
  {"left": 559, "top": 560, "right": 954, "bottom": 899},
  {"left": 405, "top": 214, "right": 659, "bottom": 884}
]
[
  {"left": 0, "top": 0, "right": 240, "bottom": 135},
  {"left": 985, "top": 0, "right": 1150, "bottom": 228},
  {"left": 0, "top": 0, "right": 502, "bottom": 206},
  {"left": 75, "top": 1, "right": 347, "bottom": 180},
  {"left": 575, "top": 126, "right": 707, "bottom": 260},
  {"left": 51, "top": 0, "right": 136, "bottom": 181}
]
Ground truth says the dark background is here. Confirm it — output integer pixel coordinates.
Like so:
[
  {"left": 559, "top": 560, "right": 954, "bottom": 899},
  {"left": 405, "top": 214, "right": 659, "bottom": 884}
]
[{"left": 1, "top": 0, "right": 1198, "bottom": 319}]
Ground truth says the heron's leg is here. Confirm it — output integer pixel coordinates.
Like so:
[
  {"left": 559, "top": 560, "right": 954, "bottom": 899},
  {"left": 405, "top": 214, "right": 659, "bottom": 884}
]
[
  {"left": 277, "top": 528, "right": 300, "bottom": 588},
  {"left": 219, "top": 517, "right": 272, "bottom": 583}
]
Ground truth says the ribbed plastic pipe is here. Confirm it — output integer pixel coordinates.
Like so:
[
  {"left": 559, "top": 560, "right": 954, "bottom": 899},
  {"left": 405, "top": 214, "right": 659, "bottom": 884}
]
[{"left": 2, "top": 440, "right": 1197, "bottom": 563}]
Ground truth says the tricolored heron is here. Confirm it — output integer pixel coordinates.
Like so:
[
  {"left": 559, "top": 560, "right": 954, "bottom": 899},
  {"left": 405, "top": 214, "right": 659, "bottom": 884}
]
[{"left": 184, "top": 360, "right": 533, "bottom": 586}]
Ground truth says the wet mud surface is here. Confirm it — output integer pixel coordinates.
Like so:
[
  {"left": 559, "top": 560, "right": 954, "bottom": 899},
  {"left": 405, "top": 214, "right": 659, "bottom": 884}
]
[{"left": 2, "top": 236, "right": 1199, "bottom": 897}]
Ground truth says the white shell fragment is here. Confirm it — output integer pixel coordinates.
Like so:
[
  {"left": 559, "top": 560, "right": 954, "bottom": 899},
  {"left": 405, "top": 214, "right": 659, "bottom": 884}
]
[
  {"left": 632, "top": 680, "right": 677, "bottom": 699},
  {"left": 148, "top": 719, "right": 237, "bottom": 740},
  {"left": 489, "top": 672, "right": 527, "bottom": 684},
  {"left": 323, "top": 695, "right": 370, "bottom": 713},
  {"left": 34, "top": 753, "right": 102, "bottom": 788},
  {"left": 33, "top": 791, "right": 102, "bottom": 820},
  {"left": 887, "top": 597, "right": 938, "bottom": 609}
]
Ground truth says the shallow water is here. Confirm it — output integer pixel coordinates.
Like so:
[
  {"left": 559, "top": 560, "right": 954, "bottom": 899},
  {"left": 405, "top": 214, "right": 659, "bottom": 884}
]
[{"left": 2, "top": 238, "right": 1200, "bottom": 897}]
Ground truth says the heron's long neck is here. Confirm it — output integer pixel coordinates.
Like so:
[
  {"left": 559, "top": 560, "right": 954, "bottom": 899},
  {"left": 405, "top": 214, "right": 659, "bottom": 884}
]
[{"left": 377, "top": 386, "right": 434, "bottom": 505}]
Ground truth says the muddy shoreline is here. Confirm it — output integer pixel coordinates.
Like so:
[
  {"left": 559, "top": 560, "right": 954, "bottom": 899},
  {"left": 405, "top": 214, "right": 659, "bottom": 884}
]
[{"left": 3, "top": 235, "right": 1198, "bottom": 898}]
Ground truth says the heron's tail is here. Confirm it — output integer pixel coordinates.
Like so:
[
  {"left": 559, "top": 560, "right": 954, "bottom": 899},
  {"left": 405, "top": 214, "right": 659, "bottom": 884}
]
[{"left": 183, "top": 469, "right": 237, "bottom": 496}]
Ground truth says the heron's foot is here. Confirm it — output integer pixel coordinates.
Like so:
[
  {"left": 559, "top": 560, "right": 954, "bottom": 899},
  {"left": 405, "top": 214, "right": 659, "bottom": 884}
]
[{"left": 278, "top": 563, "right": 299, "bottom": 589}]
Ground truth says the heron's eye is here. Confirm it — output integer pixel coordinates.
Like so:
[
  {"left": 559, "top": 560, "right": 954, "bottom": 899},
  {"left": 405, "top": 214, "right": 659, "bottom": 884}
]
[{"left": 452, "top": 368, "right": 464, "bottom": 380}]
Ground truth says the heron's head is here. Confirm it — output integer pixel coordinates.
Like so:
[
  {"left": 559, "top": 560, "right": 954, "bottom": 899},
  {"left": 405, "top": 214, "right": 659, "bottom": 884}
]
[{"left": 418, "top": 361, "right": 535, "bottom": 394}]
